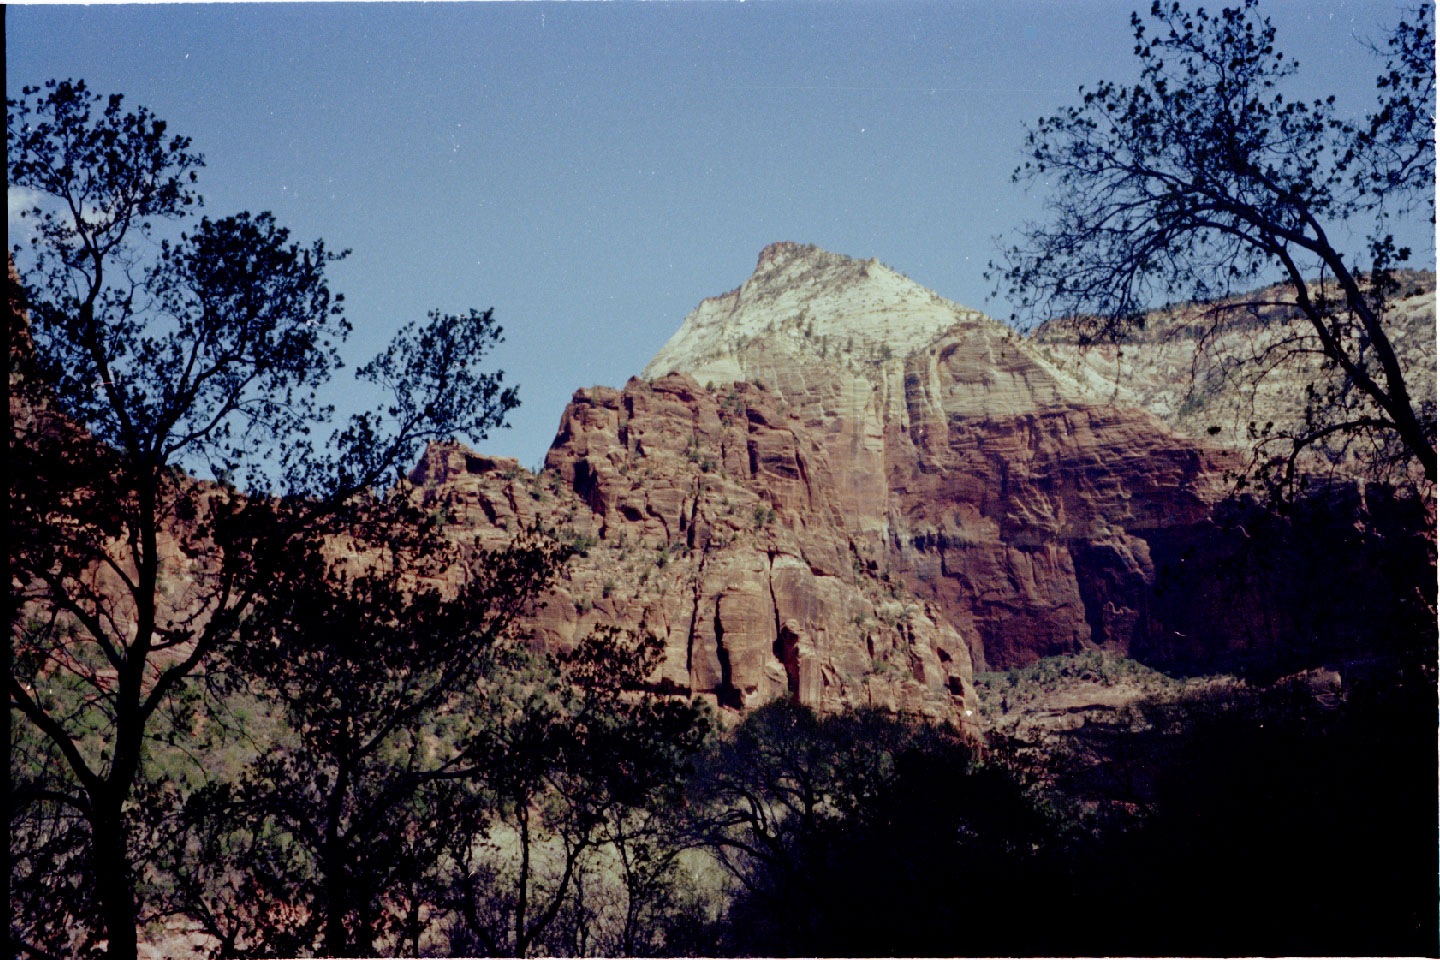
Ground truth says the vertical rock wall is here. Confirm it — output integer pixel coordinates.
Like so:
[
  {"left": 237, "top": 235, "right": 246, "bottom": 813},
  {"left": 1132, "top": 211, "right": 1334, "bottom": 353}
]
[{"left": 410, "top": 374, "right": 982, "bottom": 731}]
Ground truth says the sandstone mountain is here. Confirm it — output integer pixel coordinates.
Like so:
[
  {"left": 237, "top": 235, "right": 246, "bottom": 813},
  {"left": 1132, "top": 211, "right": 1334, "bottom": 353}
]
[
  {"left": 631, "top": 243, "right": 1240, "bottom": 670},
  {"left": 408, "top": 377, "right": 983, "bottom": 734},
  {"left": 404, "top": 242, "right": 1433, "bottom": 728},
  {"left": 18, "top": 245, "right": 1431, "bottom": 732}
]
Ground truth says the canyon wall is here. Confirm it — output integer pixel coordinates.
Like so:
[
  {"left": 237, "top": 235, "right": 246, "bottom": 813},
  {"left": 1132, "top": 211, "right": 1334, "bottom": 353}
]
[
  {"left": 407, "top": 242, "right": 1430, "bottom": 724},
  {"left": 410, "top": 373, "right": 982, "bottom": 732},
  {"left": 19, "top": 244, "right": 1432, "bottom": 731}
]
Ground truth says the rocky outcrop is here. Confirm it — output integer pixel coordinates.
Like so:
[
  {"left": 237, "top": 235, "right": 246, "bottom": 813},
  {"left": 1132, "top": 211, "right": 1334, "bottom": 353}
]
[
  {"left": 1035, "top": 273, "right": 1438, "bottom": 483},
  {"left": 409, "top": 374, "right": 981, "bottom": 732},
  {"left": 632, "top": 242, "right": 1254, "bottom": 673},
  {"left": 622, "top": 243, "right": 1430, "bottom": 679}
]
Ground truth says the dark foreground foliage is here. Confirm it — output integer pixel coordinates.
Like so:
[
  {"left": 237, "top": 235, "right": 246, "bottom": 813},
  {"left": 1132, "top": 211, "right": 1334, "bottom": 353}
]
[
  {"left": 8, "top": 77, "right": 524, "bottom": 960},
  {"left": 689, "top": 664, "right": 1436, "bottom": 958},
  {"left": 1050, "top": 665, "right": 1436, "bottom": 956},
  {"left": 690, "top": 702, "right": 1059, "bottom": 957}
]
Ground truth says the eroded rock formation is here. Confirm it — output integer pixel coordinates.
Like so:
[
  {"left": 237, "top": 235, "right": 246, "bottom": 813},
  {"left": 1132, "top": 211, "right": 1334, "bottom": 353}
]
[
  {"left": 19, "top": 241, "right": 1431, "bottom": 732},
  {"left": 405, "top": 242, "right": 1432, "bottom": 725},
  {"left": 410, "top": 374, "right": 982, "bottom": 731},
  {"left": 634, "top": 242, "right": 1245, "bottom": 672}
]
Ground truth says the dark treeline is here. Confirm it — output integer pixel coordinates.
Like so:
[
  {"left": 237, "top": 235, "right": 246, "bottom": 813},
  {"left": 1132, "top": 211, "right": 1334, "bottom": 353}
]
[
  {"left": 14, "top": 633, "right": 1438, "bottom": 956},
  {"left": 689, "top": 673, "right": 1437, "bottom": 958}
]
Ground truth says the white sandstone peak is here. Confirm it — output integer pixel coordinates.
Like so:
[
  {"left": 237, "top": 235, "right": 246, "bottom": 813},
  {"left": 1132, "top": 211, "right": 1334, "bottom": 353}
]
[
  {"left": 642, "top": 242, "right": 990, "bottom": 384},
  {"left": 640, "top": 243, "right": 1122, "bottom": 408}
]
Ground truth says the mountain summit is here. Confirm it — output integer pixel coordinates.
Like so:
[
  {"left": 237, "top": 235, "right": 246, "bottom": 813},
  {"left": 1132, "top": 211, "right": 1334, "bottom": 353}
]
[
  {"left": 643, "top": 242, "right": 1114, "bottom": 422},
  {"left": 644, "top": 241, "right": 984, "bottom": 380}
]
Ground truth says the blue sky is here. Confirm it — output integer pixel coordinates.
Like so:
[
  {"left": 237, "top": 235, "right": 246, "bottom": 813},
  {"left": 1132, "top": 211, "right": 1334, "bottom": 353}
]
[{"left": 7, "top": 1, "right": 1430, "bottom": 471}]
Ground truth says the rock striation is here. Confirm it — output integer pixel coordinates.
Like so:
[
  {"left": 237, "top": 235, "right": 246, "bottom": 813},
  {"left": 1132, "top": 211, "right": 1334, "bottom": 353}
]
[
  {"left": 20, "top": 242, "right": 1428, "bottom": 733},
  {"left": 1034, "top": 272, "right": 1438, "bottom": 482},
  {"left": 632, "top": 242, "right": 1242, "bottom": 671}
]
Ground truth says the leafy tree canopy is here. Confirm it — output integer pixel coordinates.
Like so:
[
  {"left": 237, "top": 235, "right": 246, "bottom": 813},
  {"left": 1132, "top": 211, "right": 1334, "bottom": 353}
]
[{"left": 8, "top": 78, "right": 525, "bottom": 960}]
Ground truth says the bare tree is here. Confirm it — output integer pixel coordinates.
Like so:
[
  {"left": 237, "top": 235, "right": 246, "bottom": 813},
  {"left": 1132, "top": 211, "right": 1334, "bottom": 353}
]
[{"left": 994, "top": 1, "right": 1435, "bottom": 498}]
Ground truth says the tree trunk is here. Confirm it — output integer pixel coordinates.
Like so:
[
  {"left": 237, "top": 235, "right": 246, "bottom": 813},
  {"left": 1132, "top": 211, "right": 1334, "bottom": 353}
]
[
  {"left": 321, "top": 856, "right": 353, "bottom": 957},
  {"left": 514, "top": 807, "right": 531, "bottom": 958},
  {"left": 92, "top": 806, "right": 139, "bottom": 960},
  {"left": 321, "top": 759, "right": 358, "bottom": 957}
]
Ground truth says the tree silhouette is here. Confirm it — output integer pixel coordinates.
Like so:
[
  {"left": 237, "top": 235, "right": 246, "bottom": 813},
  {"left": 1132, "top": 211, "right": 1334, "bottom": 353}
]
[
  {"left": 168, "top": 522, "right": 565, "bottom": 957},
  {"left": 8, "top": 79, "right": 519, "bottom": 959},
  {"left": 437, "top": 628, "right": 711, "bottom": 958},
  {"left": 690, "top": 701, "right": 1057, "bottom": 957},
  {"left": 994, "top": 1, "right": 1435, "bottom": 496}
]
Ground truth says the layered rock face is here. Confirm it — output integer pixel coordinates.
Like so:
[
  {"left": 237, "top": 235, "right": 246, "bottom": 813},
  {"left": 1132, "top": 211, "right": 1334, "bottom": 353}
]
[
  {"left": 10, "top": 249, "right": 977, "bottom": 732},
  {"left": 406, "top": 243, "right": 1433, "bottom": 723},
  {"left": 18, "top": 240, "right": 1429, "bottom": 731},
  {"left": 636, "top": 242, "right": 1247, "bottom": 672},
  {"left": 1031, "top": 273, "right": 1438, "bottom": 488},
  {"left": 409, "top": 374, "right": 981, "bottom": 731}
]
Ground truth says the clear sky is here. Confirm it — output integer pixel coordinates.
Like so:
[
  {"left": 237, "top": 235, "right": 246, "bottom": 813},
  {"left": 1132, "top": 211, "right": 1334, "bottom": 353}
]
[{"left": 7, "top": 1, "right": 1430, "bottom": 472}]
